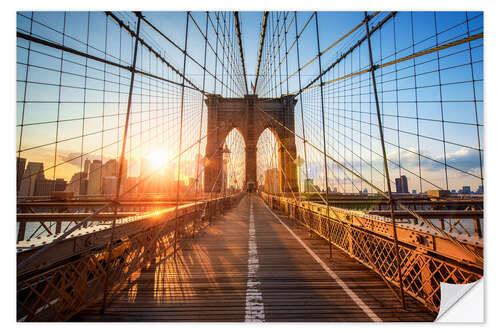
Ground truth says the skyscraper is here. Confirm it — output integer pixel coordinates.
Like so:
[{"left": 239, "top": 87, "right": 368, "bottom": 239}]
[
  {"left": 395, "top": 175, "right": 409, "bottom": 193},
  {"left": 461, "top": 186, "right": 471, "bottom": 194},
  {"left": 83, "top": 158, "right": 91, "bottom": 176},
  {"left": 87, "top": 160, "right": 102, "bottom": 195},
  {"left": 19, "top": 162, "right": 44, "bottom": 197},
  {"left": 66, "top": 171, "right": 88, "bottom": 196},
  {"left": 34, "top": 178, "right": 66, "bottom": 196},
  {"left": 102, "top": 176, "right": 118, "bottom": 195},
  {"left": 102, "top": 159, "right": 118, "bottom": 177},
  {"left": 401, "top": 175, "right": 408, "bottom": 193},
  {"left": 477, "top": 185, "right": 483, "bottom": 195}
]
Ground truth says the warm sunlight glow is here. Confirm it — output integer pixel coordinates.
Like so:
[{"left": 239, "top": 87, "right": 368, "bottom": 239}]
[{"left": 148, "top": 150, "right": 169, "bottom": 169}]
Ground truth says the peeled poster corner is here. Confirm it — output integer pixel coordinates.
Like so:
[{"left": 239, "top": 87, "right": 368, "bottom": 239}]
[{"left": 435, "top": 278, "right": 484, "bottom": 323}]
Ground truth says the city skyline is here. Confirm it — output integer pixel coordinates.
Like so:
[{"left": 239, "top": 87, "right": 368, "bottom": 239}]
[
  {"left": 14, "top": 9, "right": 485, "bottom": 323},
  {"left": 16, "top": 154, "right": 204, "bottom": 197},
  {"left": 16, "top": 11, "right": 483, "bottom": 196}
]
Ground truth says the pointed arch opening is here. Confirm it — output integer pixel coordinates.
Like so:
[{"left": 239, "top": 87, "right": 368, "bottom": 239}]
[
  {"left": 223, "top": 128, "right": 246, "bottom": 192},
  {"left": 256, "top": 128, "right": 281, "bottom": 193}
]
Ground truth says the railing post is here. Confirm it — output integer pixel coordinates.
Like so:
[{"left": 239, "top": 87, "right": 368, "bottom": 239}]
[{"left": 364, "top": 11, "right": 406, "bottom": 310}]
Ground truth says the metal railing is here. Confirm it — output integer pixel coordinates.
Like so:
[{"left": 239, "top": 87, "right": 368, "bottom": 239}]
[
  {"left": 17, "top": 193, "right": 244, "bottom": 321},
  {"left": 261, "top": 192, "right": 482, "bottom": 313}
]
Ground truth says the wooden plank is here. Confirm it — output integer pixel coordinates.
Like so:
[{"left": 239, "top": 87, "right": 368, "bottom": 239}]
[{"left": 74, "top": 194, "right": 436, "bottom": 322}]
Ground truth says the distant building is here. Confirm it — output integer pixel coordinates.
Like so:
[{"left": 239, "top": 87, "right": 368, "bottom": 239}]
[
  {"left": 66, "top": 171, "right": 88, "bottom": 196},
  {"left": 102, "top": 159, "right": 117, "bottom": 177},
  {"left": 34, "top": 178, "right": 66, "bottom": 196},
  {"left": 18, "top": 161, "right": 69, "bottom": 197},
  {"left": 304, "top": 178, "right": 321, "bottom": 193},
  {"left": 476, "top": 185, "right": 483, "bottom": 195},
  {"left": 304, "top": 178, "right": 315, "bottom": 192},
  {"left": 123, "top": 177, "right": 138, "bottom": 196},
  {"left": 17, "top": 157, "right": 26, "bottom": 193},
  {"left": 102, "top": 176, "right": 118, "bottom": 195},
  {"left": 395, "top": 175, "right": 409, "bottom": 193},
  {"left": 83, "top": 158, "right": 91, "bottom": 176},
  {"left": 87, "top": 160, "right": 102, "bottom": 195},
  {"left": 19, "top": 162, "right": 44, "bottom": 197}
]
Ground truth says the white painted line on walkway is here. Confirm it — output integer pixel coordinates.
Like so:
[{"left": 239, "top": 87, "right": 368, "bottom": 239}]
[
  {"left": 261, "top": 198, "right": 382, "bottom": 322},
  {"left": 245, "top": 196, "right": 265, "bottom": 322}
]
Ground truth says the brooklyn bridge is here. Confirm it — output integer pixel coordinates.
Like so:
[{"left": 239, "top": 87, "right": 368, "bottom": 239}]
[{"left": 16, "top": 11, "right": 483, "bottom": 321}]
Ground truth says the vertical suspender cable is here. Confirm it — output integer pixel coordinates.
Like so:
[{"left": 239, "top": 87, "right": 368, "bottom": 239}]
[
  {"left": 314, "top": 12, "right": 332, "bottom": 257},
  {"left": 363, "top": 11, "right": 406, "bottom": 310},
  {"left": 194, "top": 12, "right": 210, "bottom": 238},
  {"left": 101, "top": 12, "right": 142, "bottom": 313},
  {"left": 173, "top": 11, "right": 190, "bottom": 260}
]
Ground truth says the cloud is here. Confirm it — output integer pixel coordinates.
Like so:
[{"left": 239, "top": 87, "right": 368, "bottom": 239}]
[
  {"left": 59, "top": 152, "right": 104, "bottom": 168},
  {"left": 295, "top": 147, "right": 482, "bottom": 192},
  {"left": 386, "top": 148, "right": 481, "bottom": 173},
  {"left": 445, "top": 148, "right": 482, "bottom": 172}
]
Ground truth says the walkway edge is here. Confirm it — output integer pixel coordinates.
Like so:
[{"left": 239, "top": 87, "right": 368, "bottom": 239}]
[{"left": 260, "top": 196, "right": 382, "bottom": 322}]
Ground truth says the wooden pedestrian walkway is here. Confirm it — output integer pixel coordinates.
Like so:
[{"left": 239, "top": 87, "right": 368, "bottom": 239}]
[{"left": 74, "top": 194, "right": 436, "bottom": 322}]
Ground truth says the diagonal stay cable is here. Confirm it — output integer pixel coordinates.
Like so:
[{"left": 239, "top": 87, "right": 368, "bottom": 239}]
[
  {"left": 270, "top": 12, "right": 379, "bottom": 97},
  {"left": 295, "top": 11, "right": 397, "bottom": 96},
  {"left": 254, "top": 102, "right": 483, "bottom": 263},
  {"left": 106, "top": 11, "right": 207, "bottom": 96},
  {"left": 17, "top": 124, "right": 222, "bottom": 274},
  {"left": 254, "top": 103, "right": 403, "bottom": 298}
]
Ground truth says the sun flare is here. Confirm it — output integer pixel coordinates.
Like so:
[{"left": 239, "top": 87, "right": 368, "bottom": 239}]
[{"left": 147, "top": 150, "right": 168, "bottom": 169}]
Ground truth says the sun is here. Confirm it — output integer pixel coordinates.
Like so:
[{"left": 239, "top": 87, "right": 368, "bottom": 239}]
[{"left": 147, "top": 150, "right": 168, "bottom": 169}]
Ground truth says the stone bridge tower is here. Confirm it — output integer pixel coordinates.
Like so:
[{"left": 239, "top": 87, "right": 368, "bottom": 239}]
[{"left": 204, "top": 94, "right": 298, "bottom": 193}]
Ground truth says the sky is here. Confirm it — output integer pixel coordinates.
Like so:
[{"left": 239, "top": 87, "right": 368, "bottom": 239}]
[{"left": 16, "top": 11, "right": 483, "bottom": 193}]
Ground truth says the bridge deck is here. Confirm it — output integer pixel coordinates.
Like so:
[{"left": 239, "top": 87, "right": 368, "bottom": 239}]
[{"left": 74, "top": 194, "right": 436, "bottom": 322}]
